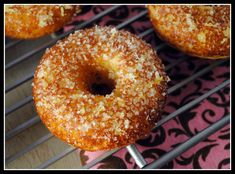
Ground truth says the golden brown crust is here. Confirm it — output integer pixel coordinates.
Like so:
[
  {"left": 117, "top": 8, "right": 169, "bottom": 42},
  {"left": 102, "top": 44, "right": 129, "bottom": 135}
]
[
  {"left": 147, "top": 5, "right": 230, "bottom": 59},
  {"left": 5, "top": 5, "right": 80, "bottom": 39},
  {"left": 33, "top": 26, "right": 168, "bottom": 151}
]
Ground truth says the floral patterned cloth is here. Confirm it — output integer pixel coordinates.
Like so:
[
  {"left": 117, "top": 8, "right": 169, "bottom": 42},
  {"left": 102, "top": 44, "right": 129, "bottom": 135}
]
[{"left": 58, "top": 5, "right": 230, "bottom": 169}]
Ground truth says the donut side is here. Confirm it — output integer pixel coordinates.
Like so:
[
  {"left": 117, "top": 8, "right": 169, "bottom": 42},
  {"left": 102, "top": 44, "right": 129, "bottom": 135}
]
[{"left": 147, "top": 5, "right": 230, "bottom": 59}]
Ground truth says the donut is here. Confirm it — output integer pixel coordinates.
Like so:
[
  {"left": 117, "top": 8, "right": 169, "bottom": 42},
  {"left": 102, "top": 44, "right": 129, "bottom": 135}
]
[
  {"left": 32, "top": 26, "right": 168, "bottom": 151},
  {"left": 5, "top": 5, "right": 80, "bottom": 39},
  {"left": 147, "top": 5, "right": 230, "bottom": 59}
]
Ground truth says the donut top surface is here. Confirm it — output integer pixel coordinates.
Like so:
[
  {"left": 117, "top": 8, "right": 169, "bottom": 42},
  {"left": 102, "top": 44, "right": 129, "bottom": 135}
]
[
  {"left": 5, "top": 5, "right": 79, "bottom": 39},
  {"left": 147, "top": 5, "right": 230, "bottom": 58},
  {"left": 33, "top": 26, "right": 168, "bottom": 151},
  {"left": 5, "top": 5, "right": 76, "bottom": 27}
]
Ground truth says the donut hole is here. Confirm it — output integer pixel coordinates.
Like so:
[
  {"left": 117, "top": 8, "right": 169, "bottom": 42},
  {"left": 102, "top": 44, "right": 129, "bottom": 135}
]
[
  {"left": 86, "top": 69, "right": 116, "bottom": 96},
  {"left": 90, "top": 82, "right": 114, "bottom": 96}
]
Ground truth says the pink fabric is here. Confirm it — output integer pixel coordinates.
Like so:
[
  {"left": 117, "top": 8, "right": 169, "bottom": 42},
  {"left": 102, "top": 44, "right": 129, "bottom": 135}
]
[{"left": 61, "top": 5, "right": 230, "bottom": 169}]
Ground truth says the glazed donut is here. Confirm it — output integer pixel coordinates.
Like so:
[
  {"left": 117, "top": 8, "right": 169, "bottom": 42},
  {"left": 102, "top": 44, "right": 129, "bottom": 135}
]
[
  {"left": 33, "top": 26, "right": 168, "bottom": 151},
  {"left": 147, "top": 5, "right": 230, "bottom": 59},
  {"left": 5, "top": 5, "right": 80, "bottom": 39}
]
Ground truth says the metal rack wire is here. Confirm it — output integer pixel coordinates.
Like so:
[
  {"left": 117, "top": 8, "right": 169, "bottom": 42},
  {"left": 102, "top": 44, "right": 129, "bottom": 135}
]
[{"left": 5, "top": 5, "right": 230, "bottom": 169}]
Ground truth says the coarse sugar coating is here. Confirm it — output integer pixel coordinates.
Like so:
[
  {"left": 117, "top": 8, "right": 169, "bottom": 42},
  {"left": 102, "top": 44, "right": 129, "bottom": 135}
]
[
  {"left": 147, "top": 5, "right": 230, "bottom": 59},
  {"left": 33, "top": 26, "right": 168, "bottom": 151},
  {"left": 5, "top": 5, "right": 80, "bottom": 39}
]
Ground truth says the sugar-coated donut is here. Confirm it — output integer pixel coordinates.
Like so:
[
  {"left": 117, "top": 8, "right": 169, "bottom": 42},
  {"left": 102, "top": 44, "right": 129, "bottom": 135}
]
[
  {"left": 33, "top": 26, "right": 168, "bottom": 151},
  {"left": 5, "top": 5, "right": 80, "bottom": 39},
  {"left": 147, "top": 5, "right": 230, "bottom": 59}
]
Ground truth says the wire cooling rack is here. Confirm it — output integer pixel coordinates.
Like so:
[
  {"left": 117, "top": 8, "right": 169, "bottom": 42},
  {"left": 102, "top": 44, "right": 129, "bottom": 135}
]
[{"left": 5, "top": 5, "right": 230, "bottom": 169}]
